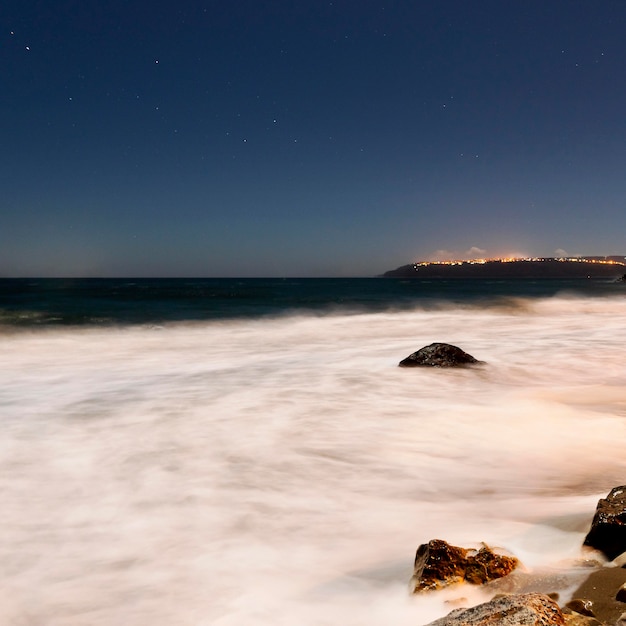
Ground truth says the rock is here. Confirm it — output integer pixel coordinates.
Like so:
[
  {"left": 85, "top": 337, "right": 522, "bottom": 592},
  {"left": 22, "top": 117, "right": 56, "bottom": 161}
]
[
  {"left": 617, "top": 583, "right": 626, "bottom": 603},
  {"left": 565, "top": 599, "right": 595, "bottom": 617},
  {"left": 411, "top": 539, "right": 467, "bottom": 591},
  {"left": 464, "top": 544, "right": 519, "bottom": 585},
  {"left": 399, "top": 343, "right": 480, "bottom": 368},
  {"left": 425, "top": 593, "right": 565, "bottom": 626},
  {"left": 411, "top": 539, "right": 518, "bottom": 592},
  {"left": 583, "top": 486, "right": 626, "bottom": 561}
]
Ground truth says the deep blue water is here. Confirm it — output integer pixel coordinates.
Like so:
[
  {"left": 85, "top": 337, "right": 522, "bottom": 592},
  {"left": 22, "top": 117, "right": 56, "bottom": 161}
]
[{"left": 0, "top": 277, "right": 623, "bottom": 326}]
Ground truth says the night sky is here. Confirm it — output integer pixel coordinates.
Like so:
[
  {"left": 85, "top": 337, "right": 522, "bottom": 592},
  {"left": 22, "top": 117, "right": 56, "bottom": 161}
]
[{"left": 3, "top": 1, "right": 626, "bottom": 277}]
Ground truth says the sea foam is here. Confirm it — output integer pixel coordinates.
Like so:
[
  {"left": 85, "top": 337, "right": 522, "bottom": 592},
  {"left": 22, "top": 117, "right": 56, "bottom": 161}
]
[{"left": 0, "top": 296, "right": 625, "bottom": 624}]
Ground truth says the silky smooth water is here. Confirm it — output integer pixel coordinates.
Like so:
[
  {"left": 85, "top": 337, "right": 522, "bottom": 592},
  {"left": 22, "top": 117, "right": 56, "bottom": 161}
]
[{"left": 1, "top": 289, "right": 625, "bottom": 624}]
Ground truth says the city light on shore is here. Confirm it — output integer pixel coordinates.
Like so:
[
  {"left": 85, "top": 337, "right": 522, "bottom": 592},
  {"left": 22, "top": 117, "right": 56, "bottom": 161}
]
[{"left": 414, "top": 256, "right": 626, "bottom": 268}]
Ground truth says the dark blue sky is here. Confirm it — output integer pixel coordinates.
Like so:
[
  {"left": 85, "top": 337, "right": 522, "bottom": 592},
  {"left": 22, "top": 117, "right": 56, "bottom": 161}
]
[{"left": 2, "top": 1, "right": 626, "bottom": 276}]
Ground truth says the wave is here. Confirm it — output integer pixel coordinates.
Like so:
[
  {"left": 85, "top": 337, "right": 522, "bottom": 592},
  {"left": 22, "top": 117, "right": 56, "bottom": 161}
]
[{"left": 0, "top": 299, "right": 625, "bottom": 624}]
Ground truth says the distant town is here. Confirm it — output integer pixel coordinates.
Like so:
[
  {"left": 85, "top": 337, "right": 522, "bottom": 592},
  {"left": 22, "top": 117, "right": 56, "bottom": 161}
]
[
  {"left": 414, "top": 255, "right": 626, "bottom": 267},
  {"left": 383, "top": 256, "right": 626, "bottom": 279}
]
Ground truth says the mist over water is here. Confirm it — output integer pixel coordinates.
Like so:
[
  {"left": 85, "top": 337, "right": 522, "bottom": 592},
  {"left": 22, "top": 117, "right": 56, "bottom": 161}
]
[{"left": 1, "top": 295, "right": 626, "bottom": 625}]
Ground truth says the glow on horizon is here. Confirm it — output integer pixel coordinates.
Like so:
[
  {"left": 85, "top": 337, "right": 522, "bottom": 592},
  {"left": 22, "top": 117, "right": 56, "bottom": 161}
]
[{"left": 414, "top": 255, "right": 626, "bottom": 267}]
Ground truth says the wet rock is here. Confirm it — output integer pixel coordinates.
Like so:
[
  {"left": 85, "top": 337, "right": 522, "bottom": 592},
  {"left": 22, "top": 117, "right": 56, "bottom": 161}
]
[
  {"left": 411, "top": 540, "right": 467, "bottom": 591},
  {"left": 411, "top": 539, "right": 518, "bottom": 592},
  {"left": 464, "top": 544, "right": 519, "bottom": 585},
  {"left": 399, "top": 343, "right": 480, "bottom": 368},
  {"left": 583, "top": 486, "right": 626, "bottom": 561},
  {"left": 565, "top": 599, "right": 596, "bottom": 617},
  {"left": 425, "top": 593, "right": 565, "bottom": 626}
]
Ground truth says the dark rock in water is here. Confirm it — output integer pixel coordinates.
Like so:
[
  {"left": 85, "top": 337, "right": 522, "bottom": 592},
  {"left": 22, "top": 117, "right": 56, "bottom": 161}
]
[
  {"left": 425, "top": 593, "right": 565, "bottom": 626},
  {"left": 411, "top": 539, "right": 466, "bottom": 591},
  {"left": 464, "top": 545, "right": 519, "bottom": 585},
  {"left": 411, "top": 539, "right": 518, "bottom": 592},
  {"left": 399, "top": 343, "right": 480, "bottom": 368},
  {"left": 583, "top": 486, "right": 626, "bottom": 561}
]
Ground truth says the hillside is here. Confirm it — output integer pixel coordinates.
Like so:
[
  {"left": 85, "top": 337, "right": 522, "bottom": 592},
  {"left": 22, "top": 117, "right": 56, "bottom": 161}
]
[{"left": 383, "top": 258, "right": 626, "bottom": 280}]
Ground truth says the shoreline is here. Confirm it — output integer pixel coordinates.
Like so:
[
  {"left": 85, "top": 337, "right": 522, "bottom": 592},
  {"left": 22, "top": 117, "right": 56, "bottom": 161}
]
[{"left": 384, "top": 259, "right": 626, "bottom": 280}]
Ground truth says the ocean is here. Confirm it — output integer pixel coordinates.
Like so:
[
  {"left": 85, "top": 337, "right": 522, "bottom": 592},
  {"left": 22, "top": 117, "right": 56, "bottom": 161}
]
[{"left": 1, "top": 277, "right": 625, "bottom": 625}]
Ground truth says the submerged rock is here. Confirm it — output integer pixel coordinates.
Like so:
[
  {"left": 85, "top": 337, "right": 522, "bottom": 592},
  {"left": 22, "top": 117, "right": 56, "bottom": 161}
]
[
  {"left": 411, "top": 539, "right": 518, "bottom": 592},
  {"left": 583, "top": 486, "right": 626, "bottom": 561},
  {"left": 399, "top": 343, "right": 480, "bottom": 368},
  {"left": 425, "top": 592, "right": 565, "bottom": 626}
]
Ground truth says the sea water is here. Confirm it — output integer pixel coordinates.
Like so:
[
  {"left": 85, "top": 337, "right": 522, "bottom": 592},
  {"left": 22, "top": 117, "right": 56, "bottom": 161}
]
[{"left": 1, "top": 279, "right": 625, "bottom": 625}]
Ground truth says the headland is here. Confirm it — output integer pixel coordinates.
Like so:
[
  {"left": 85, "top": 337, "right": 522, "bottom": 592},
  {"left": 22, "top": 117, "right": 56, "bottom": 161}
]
[{"left": 383, "top": 256, "right": 626, "bottom": 279}]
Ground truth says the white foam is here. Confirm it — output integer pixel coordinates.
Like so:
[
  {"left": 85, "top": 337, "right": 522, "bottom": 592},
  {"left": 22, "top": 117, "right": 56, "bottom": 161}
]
[{"left": 0, "top": 297, "right": 625, "bottom": 624}]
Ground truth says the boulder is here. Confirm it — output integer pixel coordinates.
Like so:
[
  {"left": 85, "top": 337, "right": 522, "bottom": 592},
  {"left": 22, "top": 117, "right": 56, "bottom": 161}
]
[
  {"left": 399, "top": 343, "right": 480, "bottom": 368},
  {"left": 411, "top": 539, "right": 518, "bottom": 592},
  {"left": 583, "top": 486, "right": 626, "bottom": 561},
  {"left": 425, "top": 593, "right": 565, "bottom": 626}
]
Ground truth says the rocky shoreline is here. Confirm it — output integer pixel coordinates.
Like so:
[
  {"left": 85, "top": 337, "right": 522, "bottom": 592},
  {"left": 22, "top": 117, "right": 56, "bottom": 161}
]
[
  {"left": 396, "top": 345, "right": 626, "bottom": 624},
  {"left": 415, "top": 487, "right": 626, "bottom": 625}
]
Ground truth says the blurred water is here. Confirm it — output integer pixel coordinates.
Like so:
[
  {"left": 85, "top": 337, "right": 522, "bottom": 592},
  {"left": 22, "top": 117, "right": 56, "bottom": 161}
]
[{"left": 1, "top": 295, "right": 625, "bottom": 624}]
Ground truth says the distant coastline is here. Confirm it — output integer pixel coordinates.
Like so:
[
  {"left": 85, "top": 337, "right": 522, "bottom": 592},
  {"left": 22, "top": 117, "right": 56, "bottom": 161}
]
[{"left": 383, "top": 256, "right": 626, "bottom": 279}]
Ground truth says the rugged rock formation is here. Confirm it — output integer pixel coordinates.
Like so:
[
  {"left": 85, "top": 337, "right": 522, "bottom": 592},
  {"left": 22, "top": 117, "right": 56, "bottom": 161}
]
[
  {"left": 425, "top": 593, "right": 565, "bottom": 626},
  {"left": 583, "top": 486, "right": 626, "bottom": 561},
  {"left": 414, "top": 489, "right": 626, "bottom": 626},
  {"left": 411, "top": 539, "right": 518, "bottom": 592},
  {"left": 399, "top": 343, "right": 480, "bottom": 368}
]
